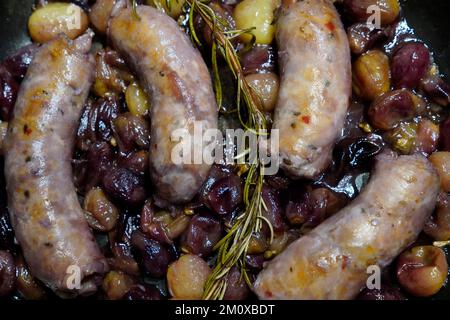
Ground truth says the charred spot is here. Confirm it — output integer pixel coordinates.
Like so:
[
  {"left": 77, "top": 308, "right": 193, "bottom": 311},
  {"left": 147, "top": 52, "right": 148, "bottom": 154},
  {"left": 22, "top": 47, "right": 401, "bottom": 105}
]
[
  {"left": 44, "top": 242, "right": 53, "bottom": 248},
  {"left": 25, "top": 156, "right": 31, "bottom": 162},
  {"left": 159, "top": 71, "right": 165, "bottom": 77},
  {"left": 341, "top": 256, "right": 349, "bottom": 270},
  {"left": 24, "top": 190, "right": 30, "bottom": 198},
  {"left": 23, "top": 124, "right": 32, "bottom": 135}
]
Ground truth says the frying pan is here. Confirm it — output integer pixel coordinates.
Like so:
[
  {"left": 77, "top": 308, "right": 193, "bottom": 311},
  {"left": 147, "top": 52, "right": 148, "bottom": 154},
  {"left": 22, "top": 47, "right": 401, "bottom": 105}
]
[
  {"left": 1, "top": 0, "right": 449, "bottom": 74},
  {"left": 0, "top": 0, "right": 449, "bottom": 300}
]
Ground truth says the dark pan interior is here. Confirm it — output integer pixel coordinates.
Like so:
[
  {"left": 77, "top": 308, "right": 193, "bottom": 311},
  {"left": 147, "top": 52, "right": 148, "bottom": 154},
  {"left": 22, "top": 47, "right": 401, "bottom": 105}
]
[
  {"left": 400, "top": 0, "right": 450, "bottom": 79},
  {"left": 0, "top": 0, "right": 449, "bottom": 300},
  {"left": 0, "top": 0, "right": 34, "bottom": 60},
  {"left": 1, "top": 0, "right": 449, "bottom": 79}
]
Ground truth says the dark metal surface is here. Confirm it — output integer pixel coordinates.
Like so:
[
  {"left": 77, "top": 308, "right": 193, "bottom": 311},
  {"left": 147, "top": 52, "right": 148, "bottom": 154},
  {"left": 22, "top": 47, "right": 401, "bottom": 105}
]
[
  {"left": 0, "top": 0, "right": 34, "bottom": 60},
  {"left": 0, "top": 0, "right": 449, "bottom": 77},
  {"left": 400, "top": 0, "right": 450, "bottom": 79},
  {"left": 0, "top": 0, "right": 449, "bottom": 300}
]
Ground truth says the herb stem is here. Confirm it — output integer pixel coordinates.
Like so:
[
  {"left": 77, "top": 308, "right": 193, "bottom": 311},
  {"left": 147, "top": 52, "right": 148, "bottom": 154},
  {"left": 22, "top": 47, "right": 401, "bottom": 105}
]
[{"left": 133, "top": 0, "right": 273, "bottom": 300}]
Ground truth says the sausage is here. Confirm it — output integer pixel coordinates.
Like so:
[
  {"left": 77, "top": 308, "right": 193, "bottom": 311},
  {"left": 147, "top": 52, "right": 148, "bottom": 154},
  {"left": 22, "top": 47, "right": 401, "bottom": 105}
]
[
  {"left": 90, "top": 0, "right": 118, "bottom": 34},
  {"left": 108, "top": 5, "right": 218, "bottom": 204},
  {"left": 254, "top": 152, "right": 440, "bottom": 300},
  {"left": 273, "top": 0, "right": 351, "bottom": 179},
  {"left": 90, "top": 0, "right": 115, "bottom": 33},
  {"left": 4, "top": 33, "right": 109, "bottom": 297}
]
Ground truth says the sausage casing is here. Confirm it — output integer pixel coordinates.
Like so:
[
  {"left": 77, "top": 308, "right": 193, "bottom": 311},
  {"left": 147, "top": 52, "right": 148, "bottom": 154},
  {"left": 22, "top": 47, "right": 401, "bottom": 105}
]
[
  {"left": 254, "top": 152, "right": 440, "bottom": 300},
  {"left": 108, "top": 6, "right": 218, "bottom": 204},
  {"left": 5, "top": 34, "right": 109, "bottom": 297},
  {"left": 274, "top": 0, "right": 351, "bottom": 178}
]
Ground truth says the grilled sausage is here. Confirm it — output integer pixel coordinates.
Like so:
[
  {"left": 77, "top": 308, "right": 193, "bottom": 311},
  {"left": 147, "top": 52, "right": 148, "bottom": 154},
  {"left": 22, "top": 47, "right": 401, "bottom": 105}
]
[
  {"left": 90, "top": 0, "right": 127, "bottom": 34},
  {"left": 254, "top": 152, "right": 440, "bottom": 300},
  {"left": 90, "top": 0, "right": 117, "bottom": 34},
  {"left": 273, "top": 0, "right": 351, "bottom": 179},
  {"left": 108, "top": 5, "right": 218, "bottom": 204},
  {"left": 4, "top": 33, "right": 109, "bottom": 298}
]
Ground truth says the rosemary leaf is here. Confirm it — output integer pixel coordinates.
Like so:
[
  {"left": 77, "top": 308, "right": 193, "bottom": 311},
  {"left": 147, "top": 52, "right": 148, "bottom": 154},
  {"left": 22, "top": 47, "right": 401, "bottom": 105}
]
[{"left": 211, "top": 41, "right": 223, "bottom": 109}]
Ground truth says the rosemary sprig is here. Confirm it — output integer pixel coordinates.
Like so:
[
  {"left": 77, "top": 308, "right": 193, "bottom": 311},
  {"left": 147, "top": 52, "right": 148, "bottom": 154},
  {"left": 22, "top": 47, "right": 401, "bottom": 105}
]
[
  {"left": 131, "top": 0, "right": 140, "bottom": 20},
  {"left": 130, "top": 0, "right": 272, "bottom": 300},
  {"left": 152, "top": 0, "right": 174, "bottom": 13},
  {"left": 184, "top": 0, "right": 271, "bottom": 300}
]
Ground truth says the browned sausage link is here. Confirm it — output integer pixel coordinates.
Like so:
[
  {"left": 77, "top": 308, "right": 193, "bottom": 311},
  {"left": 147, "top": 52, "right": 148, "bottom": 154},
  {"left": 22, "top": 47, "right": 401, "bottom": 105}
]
[
  {"left": 4, "top": 33, "right": 109, "bottom": 298},
  {"left": 254, "top": 152, "right": 440, "bottom": 299},
  {"left": 274, "top": 0, "right": 351, "bottom": 179},
  {"left": 109, "top": 6, "right": 218, "bottom": 204},
  {"left": 89, "top": 0, "right": 127, "bottom": 34}
]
